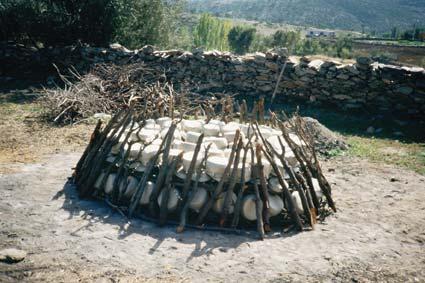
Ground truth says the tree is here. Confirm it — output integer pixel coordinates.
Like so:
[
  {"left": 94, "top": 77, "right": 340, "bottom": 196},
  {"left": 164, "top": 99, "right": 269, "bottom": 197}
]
[
  {"left": 334, "top": 35, "right": 353, "bottom": 58},
  {"left": 0, "top": 0, "right": 186, "bottom": 49},
  {"left": 193, "top": 13, "right": 231, "bottom": 51},
  {"left": 272, "top": 30, "right": 301, "bottom": 48},
  {"left": 114, "top": 0, "right": 168, "bottom": 49},
  {"left": 228, "top": 25, "right": 256, "bottom": 54},
  {"left": 0, "top": 0, "right": 117, "bottom": 46},
  {"left": 391, "top": 27, "right": 398, "bottom": 39}
]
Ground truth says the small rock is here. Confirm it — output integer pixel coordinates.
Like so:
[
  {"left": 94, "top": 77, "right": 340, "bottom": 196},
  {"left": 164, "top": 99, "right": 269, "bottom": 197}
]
[
  {"left": 93, "top": 113, "right": 112, "bottom": 121},
  {"left": 356, "top": 56, "right": 372, "bottom": 66},
  {"left": 219, "top": 247, "right": 229, "bottom": 253},
  {"left": 0, "top": 248, "right": 27, "bottom": 263},
  {"left": 390, "top": 177, "right": 400, "bottom": 182}
]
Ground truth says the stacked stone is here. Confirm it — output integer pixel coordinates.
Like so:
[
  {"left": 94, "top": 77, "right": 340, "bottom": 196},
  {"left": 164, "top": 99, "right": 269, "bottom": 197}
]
[
  {"left": 3, "top": 42, "right": 423, "bottom": 117},
  {"left": 123, "top": 46, "right": 424, "bottom": 117}
]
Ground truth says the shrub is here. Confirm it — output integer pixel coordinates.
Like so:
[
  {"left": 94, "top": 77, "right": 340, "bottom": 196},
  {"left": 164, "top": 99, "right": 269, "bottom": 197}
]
[{"left": 228, "top": 25, "right": 256, "bottom": 54}]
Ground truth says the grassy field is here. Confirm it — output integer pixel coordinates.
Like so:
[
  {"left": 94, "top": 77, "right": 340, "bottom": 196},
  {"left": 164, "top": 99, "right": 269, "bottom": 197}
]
[{"left": 332, "top": 136, "right": 425, "bottom": 175}]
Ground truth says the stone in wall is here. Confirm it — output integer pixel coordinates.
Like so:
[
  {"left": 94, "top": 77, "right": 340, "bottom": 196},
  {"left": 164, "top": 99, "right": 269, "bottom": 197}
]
[{"left": 2, "top": 42, "right": 424, "bottom": 117}]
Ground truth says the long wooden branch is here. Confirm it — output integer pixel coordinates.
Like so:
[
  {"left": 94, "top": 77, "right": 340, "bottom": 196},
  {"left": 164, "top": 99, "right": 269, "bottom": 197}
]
[{"left": 196, "top": 130, "right": 241, "bottom": 225}]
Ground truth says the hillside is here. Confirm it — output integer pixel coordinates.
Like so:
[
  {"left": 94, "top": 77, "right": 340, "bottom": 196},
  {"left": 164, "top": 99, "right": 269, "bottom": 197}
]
[{"left": 188, "top": 0, "right": 425, "bottom": 33}]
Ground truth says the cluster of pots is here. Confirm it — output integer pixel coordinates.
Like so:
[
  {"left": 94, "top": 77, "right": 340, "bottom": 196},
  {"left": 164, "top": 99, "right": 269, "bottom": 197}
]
[{"left": 94, "top": 117, "right": 323, "bottom": 222}]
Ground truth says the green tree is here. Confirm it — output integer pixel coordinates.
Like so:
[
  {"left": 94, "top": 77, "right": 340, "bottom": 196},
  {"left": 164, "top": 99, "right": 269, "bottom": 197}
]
[
  {"left": 114, "top": 0, "right": 170, "bottom": 49},
  {"left": 251, "top": 34, "right": 273, "bottom": 52},
  {"left": 272, "top": 30, "right": 301, "bottom": 48},
  {"left": 0, "top": 0, "right": 186, "bottom": 49},
  {"left": 391, "top": 27, "right": 398, "bottom": 39},
  {"left": 334, "top": 35, "right": 353, "bottom": 58},
  {"left": 0, "top": 0, "right": 117, "bottom": 46},
  {"left": 193, "top": 13, "right": 231, "bottom": 51},
  {"left": 228, "top": 25, "right": 256, "bottom": 54}
]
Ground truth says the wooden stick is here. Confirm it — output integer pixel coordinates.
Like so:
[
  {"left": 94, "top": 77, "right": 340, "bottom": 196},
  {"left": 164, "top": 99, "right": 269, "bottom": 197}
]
[
  {"left": 274, "top": 136, "right": 313, "bottom": 228},
  {"left": 196, "top": 130, "right": 241, "bottom": 225},
  {"left": 255, "top": 144, "right": 273, "bottom": 232},
  {"left": 250, "top": 146, "right": 265, "bottom": 240},
  {"left": 76, "top": 109, "right": 124, "bottom": 187},
  {"left": 180, "top": 134, "right": 205, "bottom": 202},
  {"left": 220, "top": 138, "right": 244, "bottom": 227},
  {"left": 231, "top": 145, "right": 249, "bottom": 228},
  {"left": 240, "top": 99, "right": 248, "bottom": 123},
  {"left": 258, "top": 97, "right": 265, "bottom": 125},
  {"left": 159, "top": 153, "right": 183, "bottom": 226},
  {"left": 278, "top": 121, "right": 335, "bottom": 212},
  {"left": 111, "top": 120, "right": 138, "bottom": 201},
  {"left": 254, "top": 120, "right": 314, "bottom": 227},
  {"left": 277, "top": 120, "right": 321, "bottom": 213},
  {"left": 148, "top": 122, "right": 178, "bottom": 211},
  {"left": 261, "top": 149, "right": 304, "bottom": 232},
  {"left": 296, "top": 172, "right": 317, "bottom": 225},
  {"left": 79, "top": 110, "right": 133, "bottom": 198},
  {"left": 74, "top": 119, "right": 102, "bottom": 180},
  {"left": 177, "top": 144, "right": 212, "bottom": 233},
  {"left": 128, "top": 130, "right": 170, "bottom": 218}
]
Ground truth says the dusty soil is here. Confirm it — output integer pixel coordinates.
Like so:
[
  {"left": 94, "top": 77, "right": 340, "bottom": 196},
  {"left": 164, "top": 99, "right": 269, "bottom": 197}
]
[
  {"left": 0, "top": 101, "right": 92, "bottom": 173},
  {"left": 0, "top": 151, "right": 424, "bottom": 282}
]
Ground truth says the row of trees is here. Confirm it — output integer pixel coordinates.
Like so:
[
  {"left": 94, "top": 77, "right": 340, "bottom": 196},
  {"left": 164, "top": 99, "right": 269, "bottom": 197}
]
[
  {"left": 0, "top": 0, "right": 185, "bottom": 49},
  {"left": 193, "top": 13, "right": 256, "bottom": 54},
  {"left": 0, "top": 2, "right": 354, "bottom": 59},
  {"left": 387, "top": 27, "right": 425, "bottom": 41},
  {"left": 192, "top": 15, "right": 353, "bottom": 58}
]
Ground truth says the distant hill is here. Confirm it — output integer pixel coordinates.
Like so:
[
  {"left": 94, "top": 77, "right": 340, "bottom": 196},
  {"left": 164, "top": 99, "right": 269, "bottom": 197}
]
[{"left": 188, "top": 0, "right": 425, "bottom": 33}]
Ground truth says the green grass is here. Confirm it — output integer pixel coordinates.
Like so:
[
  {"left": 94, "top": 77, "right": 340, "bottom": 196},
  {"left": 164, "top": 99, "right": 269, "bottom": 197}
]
[
  {"left": 335, "top": 135, "right": 425, "bottom": 175},
  {"left": 264, "top": 99, "right": 425, "bottom": 175}
]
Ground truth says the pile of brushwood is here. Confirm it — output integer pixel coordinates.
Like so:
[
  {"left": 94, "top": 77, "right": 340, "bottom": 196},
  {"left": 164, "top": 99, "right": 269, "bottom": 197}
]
[
  {"left": 73, "top": 97, "right": 336, "bottom": 239},
  {"left": 40, "top": 63, "right": 213, "bottom": 124}
]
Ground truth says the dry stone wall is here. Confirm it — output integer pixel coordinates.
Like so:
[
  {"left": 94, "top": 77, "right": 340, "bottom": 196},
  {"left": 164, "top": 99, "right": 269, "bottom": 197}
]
[
  {"left": 86, "top": 45, "right": 424, "bottom": 117},
  {"left": 3, "top": 42, "right": 424, "bottom": 117}
]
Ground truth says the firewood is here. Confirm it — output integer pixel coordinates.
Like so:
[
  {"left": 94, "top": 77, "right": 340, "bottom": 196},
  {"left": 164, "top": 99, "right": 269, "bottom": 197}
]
[
  {"left": 148, "top": 122, "right": 178, "bottom": 212},
  {"left": 159, "top": 153, "right": 183, "bottom": 226},
  {"left": 74, "top": 119, "right": 102, "bottom": 180},
  {"left": 180, "top": 134, "right": 205, "bottom": 203},
  {"left": 220, "top": 138, "right": 244, "bottom": 227},
  {"left": 196, "top": 130, "right": 241, "bottom": 225},
  {"left": 128, "top": 129, "right": 170, "bottom": 218},
  {"left": 79, "top": 110, "right": 133, "bottom": 198},
  {"left": 250, "top": 146, "right": 265, "bottom": 240},
  {"left": 255, "top": 144, "right": 272, "bottom": 232},
  {"left": 231, "top": 145, "right": 250, "bottom": 228},
  {"left": 177, "top": 144, "right": 212, "bottom": 233}
]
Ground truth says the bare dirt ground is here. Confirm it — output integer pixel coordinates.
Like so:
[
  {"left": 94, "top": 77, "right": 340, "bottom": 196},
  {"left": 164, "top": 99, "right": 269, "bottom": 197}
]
[{"left": 1, "top": 151, "right": 424, "bottom": 282}]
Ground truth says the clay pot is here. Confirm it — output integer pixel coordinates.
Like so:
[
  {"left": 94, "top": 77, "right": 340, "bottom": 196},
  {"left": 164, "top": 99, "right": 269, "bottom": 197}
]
[
  {"left": 203, "top": 123, "right": 221, "bottom": 136},
  {"left": 139, "top": 181, "right": 155, "bottom": 205},
  {"left": 156, "top": 117, "right": 172, "bottom": 129},
  {"left": 182, "top": 151, "right": 204, "bottom": 173},
  {"left": 189, "top": 187, "right": 209, "bottom": 212},
  {"left": 213, "top": 192, "right": 237, "bottom": 214},
  {"left": 104, "top": 173, "right": 117, "bottom": 194},
  {"left": 140, "top": 145, "right": 160, "bottom": 166},
  {"left": 181, "top": 119, "right": 204, "bottom": 133},
  {"left": 157, "top": 189, "right": 180, "bottom": 212}
]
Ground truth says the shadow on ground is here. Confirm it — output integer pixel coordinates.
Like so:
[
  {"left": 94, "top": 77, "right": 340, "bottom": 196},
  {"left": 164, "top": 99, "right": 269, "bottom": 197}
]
[
  {"left": 261, "top": 96, "right": 425, "bottom": 143},
  {"left": 53, "top": 180, "right": 275, "bottom": 261}
]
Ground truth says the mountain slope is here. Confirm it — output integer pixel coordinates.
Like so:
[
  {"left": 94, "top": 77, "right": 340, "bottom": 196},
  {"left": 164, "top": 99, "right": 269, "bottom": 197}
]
[{"left": 188, "top": 0, "right": 425, "bottom": 33}]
